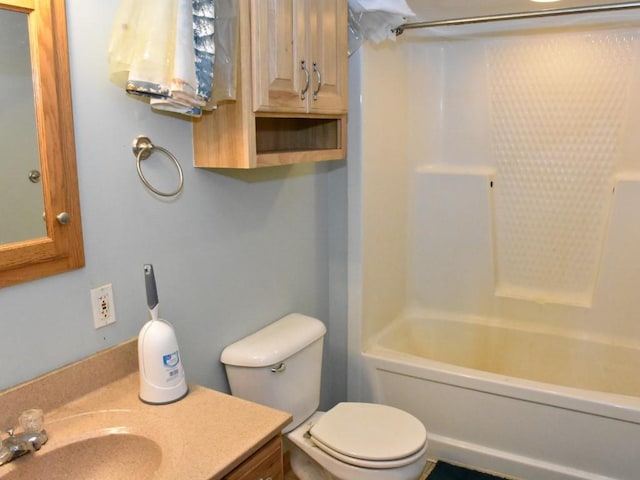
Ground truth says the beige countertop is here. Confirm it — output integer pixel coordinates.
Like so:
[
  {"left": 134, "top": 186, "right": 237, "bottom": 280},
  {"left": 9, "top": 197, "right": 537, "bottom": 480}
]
[{"left": 0, "top": 339, "right": 292, "bottom": 480}]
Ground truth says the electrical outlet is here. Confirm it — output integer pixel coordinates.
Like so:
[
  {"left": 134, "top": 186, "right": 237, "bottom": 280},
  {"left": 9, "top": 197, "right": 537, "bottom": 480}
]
[{"left": 90, "top": 284, "right": 116, "bottom": 328}]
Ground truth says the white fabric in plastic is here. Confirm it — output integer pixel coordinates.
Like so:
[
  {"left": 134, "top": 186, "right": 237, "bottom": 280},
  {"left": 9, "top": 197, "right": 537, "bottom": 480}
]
[
  {"left": 108, "top": 0, "right": 215, "bottom": 117},
  {"left": 347, "top": 0, "right": 415, "bottom": 44},
  {"left": 351, "top": 0, "right": 414, "bottom": 17}
]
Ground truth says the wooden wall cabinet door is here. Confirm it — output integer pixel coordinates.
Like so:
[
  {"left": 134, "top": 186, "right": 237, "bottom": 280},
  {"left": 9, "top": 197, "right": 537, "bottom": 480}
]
[
  {"left": 307, "top": 0, "right": 348, "bottom": 114},
  {"left": 251, "top": 0, "right": 348, "bottom": 115}
]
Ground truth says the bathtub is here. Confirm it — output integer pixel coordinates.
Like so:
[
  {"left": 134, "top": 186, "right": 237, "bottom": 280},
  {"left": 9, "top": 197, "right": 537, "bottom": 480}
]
[{"left": 362, "top": 313, "right": 640, "bottom": 480}]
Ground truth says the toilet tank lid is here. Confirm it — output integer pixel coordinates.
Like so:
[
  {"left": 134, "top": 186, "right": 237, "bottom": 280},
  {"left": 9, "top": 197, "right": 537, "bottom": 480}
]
[{"left": 220, "top": 313, "right": 327, "bottom": 367}]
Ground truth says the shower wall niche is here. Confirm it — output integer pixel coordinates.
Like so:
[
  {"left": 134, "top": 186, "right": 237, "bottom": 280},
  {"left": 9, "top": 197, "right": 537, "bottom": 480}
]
[{"left": 488, "top": 31, "right": 636, "bottom": 307}]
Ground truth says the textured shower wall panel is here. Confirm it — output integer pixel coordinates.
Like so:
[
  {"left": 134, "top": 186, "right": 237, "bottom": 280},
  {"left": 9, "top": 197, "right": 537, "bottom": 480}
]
[
  {"left": 411, "top": 170, "right": 495, "bottom": 313},
  {"left": 487, "top": 31, "right": 639, "bottom": 306}
]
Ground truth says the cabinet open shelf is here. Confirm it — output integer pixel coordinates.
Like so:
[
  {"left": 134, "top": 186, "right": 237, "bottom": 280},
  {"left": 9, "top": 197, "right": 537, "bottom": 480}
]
[
  {"left": 253, "top": 116, "right": 345, "bottom": 166},
  {"left": 256, "top": 117, "right": 341, "bottom": 153},
  {"left": 194, "top": 112, "right": 346, "bottom": 169}
]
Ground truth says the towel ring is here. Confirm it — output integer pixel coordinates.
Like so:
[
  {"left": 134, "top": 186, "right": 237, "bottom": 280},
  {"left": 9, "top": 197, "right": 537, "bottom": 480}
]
[{"left": 132, "top": 136, "right": 184, "bottom": 197}]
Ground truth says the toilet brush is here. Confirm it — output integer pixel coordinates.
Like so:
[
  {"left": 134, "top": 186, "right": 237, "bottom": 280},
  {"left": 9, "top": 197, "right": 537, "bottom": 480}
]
[{"left": 138, "top": 264, "right": 188, "bottom": 404}]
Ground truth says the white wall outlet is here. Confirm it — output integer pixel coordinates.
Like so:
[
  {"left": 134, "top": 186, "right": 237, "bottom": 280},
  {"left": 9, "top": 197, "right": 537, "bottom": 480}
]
[{"left": 90, "top": 284, "right": 116, "bottom": 328}]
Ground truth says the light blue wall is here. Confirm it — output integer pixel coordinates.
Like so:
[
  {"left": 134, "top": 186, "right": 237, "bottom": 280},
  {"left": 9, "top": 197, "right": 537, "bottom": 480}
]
[{"left": 0, "top": 0, "right": 348, "bottom": 410}]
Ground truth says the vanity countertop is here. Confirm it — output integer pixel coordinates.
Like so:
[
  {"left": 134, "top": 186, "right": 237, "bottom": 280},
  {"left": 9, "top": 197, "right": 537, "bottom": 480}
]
[{"left": 0, "top": 339, "right": 292, "bottom": 480}]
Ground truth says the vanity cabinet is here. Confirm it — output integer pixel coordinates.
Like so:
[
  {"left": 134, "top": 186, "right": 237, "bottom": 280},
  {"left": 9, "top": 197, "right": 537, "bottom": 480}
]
[
  {"left": 193, "top": 0, "right": 348, "bottom": 169},
  {"left": 223, "top": 435, "right": 284, "bottom": 480}
]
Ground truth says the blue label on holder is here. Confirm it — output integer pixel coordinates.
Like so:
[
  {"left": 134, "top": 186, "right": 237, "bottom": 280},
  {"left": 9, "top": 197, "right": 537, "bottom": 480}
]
[{"left": 163, "top": 351, "right": 180, "bottom": 368}]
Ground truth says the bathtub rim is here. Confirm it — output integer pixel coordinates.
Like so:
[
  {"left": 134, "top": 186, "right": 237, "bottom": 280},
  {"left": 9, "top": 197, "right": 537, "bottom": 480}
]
[{"left": 365, "top": 316, "right": 640, "bottom": 425}]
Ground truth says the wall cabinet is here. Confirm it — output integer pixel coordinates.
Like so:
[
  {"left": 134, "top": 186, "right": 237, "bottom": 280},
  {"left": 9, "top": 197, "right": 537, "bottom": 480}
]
[
  {"left": 193, "top": 0, "right": 348, "bottom": 168},
  {"left": 223, "top": 436, "right": 283, "bottom": 480},
  {"left": 251, "top": 0, "right": 347, "bottom": 114}
]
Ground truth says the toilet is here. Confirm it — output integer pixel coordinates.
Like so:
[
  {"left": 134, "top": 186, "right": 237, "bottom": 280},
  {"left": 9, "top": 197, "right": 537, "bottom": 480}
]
[{"left": 220, "top": 313, "right": 428, "bottom": 480}]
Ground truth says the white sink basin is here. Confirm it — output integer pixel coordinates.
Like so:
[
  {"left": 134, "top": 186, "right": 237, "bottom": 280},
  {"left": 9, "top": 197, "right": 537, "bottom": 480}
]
[
  {"left": 2, "top": 434, "right": 162, "bottom": 480},
  {"left": 0, "top": 410, "right": 182, "bottom": 480}
]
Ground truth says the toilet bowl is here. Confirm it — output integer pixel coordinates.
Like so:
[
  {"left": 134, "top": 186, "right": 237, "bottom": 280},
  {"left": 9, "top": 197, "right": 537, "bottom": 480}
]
[
  {"left": 220, "top": 314, "right": 429, "bottom": 480},
  {"left": 287, "top": 407, "right": 428, "bottom": 480}
]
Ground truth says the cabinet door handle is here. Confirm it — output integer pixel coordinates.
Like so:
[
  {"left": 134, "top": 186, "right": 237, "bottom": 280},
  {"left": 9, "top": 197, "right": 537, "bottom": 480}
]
[
  {"left": 312, "top": 62, "right": 322, "bottom": 101},
  {"left": 300, "top": 60, "right": 310, "bottom": 100}
]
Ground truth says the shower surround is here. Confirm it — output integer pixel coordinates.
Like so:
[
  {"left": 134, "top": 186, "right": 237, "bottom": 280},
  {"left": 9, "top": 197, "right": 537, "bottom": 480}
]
[{"left": 347, "top": 10, "right": 640, "bottom": 480}]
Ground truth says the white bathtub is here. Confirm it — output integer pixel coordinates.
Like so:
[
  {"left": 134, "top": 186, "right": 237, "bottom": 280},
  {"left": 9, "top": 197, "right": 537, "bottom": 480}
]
[{"left": 362, "top": 314, "right": 640, "bottom": 480}]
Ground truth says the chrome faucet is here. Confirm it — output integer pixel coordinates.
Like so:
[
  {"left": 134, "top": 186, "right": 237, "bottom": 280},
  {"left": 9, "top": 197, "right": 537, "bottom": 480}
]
[
  {"left": 0, "top": 428, "right": 46, "bottom": 464},
  {"left": 0, "top": 409, "right": 48, "bottom": 466}
]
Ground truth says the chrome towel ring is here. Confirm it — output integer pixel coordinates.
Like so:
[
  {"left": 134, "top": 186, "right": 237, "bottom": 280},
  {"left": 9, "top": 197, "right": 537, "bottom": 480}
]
[{"left": 132, "top": 135, "right": 184, "bottom": 197}]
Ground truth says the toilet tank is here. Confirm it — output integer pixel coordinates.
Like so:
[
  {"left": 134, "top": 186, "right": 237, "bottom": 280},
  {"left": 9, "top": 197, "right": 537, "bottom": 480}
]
[{"left": 220, "top": 313, "right": 327, "bottom": 432}]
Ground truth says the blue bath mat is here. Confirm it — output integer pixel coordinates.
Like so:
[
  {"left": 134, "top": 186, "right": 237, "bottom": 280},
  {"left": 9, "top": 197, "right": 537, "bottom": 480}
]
[{"left": 426, "top": 461, "right": 509, "bottom": 479}]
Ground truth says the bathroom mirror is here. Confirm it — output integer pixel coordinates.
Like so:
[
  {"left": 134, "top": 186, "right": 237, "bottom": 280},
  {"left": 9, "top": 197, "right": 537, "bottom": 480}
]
[{"left": 0, "top": 0, "right": 84, "bottom": 288}]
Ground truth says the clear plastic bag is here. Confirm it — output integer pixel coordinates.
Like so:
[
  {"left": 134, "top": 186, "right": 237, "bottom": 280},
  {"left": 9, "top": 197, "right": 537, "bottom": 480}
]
[{"left": 210, "top": 0, "right": 238, "bottom": 104}]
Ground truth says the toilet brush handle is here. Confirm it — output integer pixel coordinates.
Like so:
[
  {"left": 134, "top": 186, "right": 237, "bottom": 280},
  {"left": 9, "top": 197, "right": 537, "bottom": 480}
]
[{"left": 144, "top": 264, "right": 159, "bottom": 310}]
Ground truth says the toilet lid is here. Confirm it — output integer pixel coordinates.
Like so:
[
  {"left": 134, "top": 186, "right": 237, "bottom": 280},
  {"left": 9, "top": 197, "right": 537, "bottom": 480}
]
[{"left": 309, "top": 403, "right": 427, "bottom": 463}]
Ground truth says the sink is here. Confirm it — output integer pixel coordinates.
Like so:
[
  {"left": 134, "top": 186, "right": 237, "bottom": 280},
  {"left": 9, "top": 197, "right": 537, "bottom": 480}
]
[
  {"left": 1, "top": 434, "right": 162, "bottom": 480},
  {"left": 0, "top": 341, "right": 292, "bottom": 480},
  {"left": 0, "top": 410, "right": 182, "bottom": 480}
]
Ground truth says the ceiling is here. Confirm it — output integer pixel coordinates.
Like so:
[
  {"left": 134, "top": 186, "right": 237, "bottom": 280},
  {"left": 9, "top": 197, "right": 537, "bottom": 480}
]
[{"left": 404, "top": 1, "right": 633, "bottom": 23}]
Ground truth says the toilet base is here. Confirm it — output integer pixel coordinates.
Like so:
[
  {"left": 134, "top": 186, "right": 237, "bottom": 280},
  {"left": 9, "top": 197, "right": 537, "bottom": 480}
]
[
  {"left": 288, "top": 440, "right": 335, "bottom": 480},
  {"left": 286, "top": 412, "right": 428, "bottom": 480}
]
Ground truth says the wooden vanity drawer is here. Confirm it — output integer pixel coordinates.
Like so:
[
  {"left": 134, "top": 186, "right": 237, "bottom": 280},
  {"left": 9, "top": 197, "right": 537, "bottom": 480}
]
[{"left": 223, "top": 435, "right": 283, "bottom": 480}]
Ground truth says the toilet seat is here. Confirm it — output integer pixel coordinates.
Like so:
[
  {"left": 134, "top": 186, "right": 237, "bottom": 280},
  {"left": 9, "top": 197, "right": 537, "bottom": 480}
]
[
  {"left": 308, "top": 403, "right": 427, "bottom": 469},
  {"left": 310, "top": 435, "right": 427, "bottom": 469}
]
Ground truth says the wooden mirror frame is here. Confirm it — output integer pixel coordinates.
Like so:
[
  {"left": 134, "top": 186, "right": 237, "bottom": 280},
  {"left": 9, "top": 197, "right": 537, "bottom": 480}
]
[{"left": 0, "top": 0, "right": 84, "bottom": 288}]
